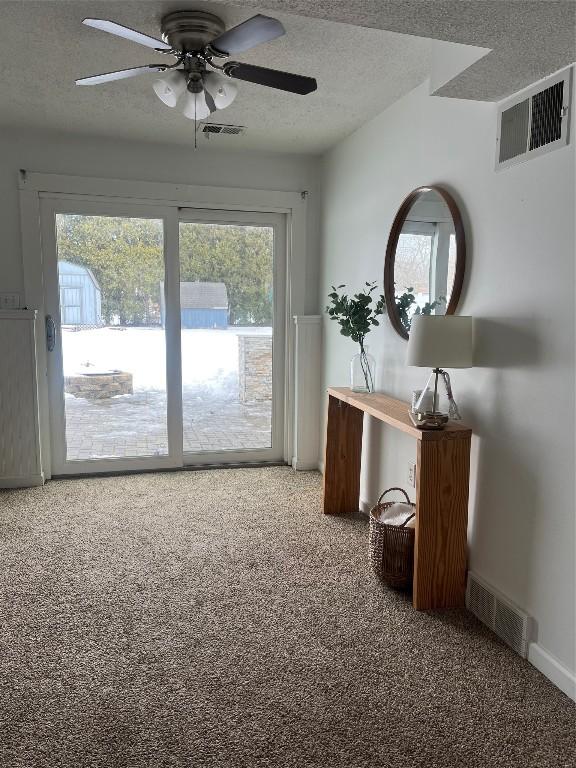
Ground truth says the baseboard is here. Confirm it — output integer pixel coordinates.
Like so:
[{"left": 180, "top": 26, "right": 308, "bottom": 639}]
[
  {"left": 318, "top": 460, "right": 325, "bottom": 475},
  {"left": 0, "top": 473, "right": 44, "bottom": 489},
  {"left": 528, "top": 642, "right": 576, "bottom": 701},
  {"left": 291, "top": 458, "right": 321, "bottom": 471},
  {"left": 359, "top": 497, "right": 371, "bottom": 516}
]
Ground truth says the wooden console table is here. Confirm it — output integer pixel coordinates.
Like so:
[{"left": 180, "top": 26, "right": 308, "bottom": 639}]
[{"left": 323, "top": 387, "right": 472, "bottom": 610}]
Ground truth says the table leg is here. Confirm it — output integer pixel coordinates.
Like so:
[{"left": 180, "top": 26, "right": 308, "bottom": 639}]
[
  {"left": 323, "top": 395, "right": 364, "bottom": 515},
  {"left": 413, "top": 435, "right": 471, "bottom": 609}
]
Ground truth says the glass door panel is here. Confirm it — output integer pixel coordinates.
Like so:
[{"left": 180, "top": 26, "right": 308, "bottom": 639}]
[
  {"left": 55, "top": 214, "right": 168, "bottom": 461},
  {"left": 178, "top": 212, "right": 284, "bottom": 461}
]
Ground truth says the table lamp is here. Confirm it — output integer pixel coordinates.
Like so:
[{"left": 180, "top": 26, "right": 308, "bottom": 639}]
[{"left": 406, "top": 315, "right": 473, "bottom": 428}]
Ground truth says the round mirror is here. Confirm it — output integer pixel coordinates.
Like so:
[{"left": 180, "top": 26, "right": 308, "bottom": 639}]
[{"left": 384, "top": 186, "right": 465, "bottom": 339}]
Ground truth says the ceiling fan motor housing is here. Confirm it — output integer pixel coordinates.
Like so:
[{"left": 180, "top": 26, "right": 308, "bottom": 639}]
[
  {"left": 160, "top": 11, "right": 225, "bottom": 53},
  {"left": 179, "top": 59, "right": 205, "bottom": 94}
]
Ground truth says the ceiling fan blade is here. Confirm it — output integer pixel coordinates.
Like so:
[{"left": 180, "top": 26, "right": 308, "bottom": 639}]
[
  {"left": 83, "top": 18, "right": 172, "bottom": 50},
  {"left": 76, "top": 65, "right": 166, "bottom": 86},
  {"left": 224, "top": 62, "right": 317, "bottom": 95},
  {"left": 210, "top": 14, "right": 285, "bottom": 55}
]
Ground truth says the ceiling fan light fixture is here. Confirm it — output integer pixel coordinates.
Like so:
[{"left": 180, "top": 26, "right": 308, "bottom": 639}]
[
  {"left": 181, "top": 89, "right": 212, "bottom": 121},
  {"left": 152, "top": 70, "right": 187, "bottom": 107},
  {"left": 203, "top": 71, "right": 238, "bottom": 110}
]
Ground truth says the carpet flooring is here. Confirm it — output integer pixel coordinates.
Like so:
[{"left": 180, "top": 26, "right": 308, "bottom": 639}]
[{"left": 0, "top": 467, "right": 574, "bottom": 768}]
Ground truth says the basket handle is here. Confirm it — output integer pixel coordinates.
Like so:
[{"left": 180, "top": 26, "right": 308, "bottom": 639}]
[
  {"left": 400, "top": 512, "right": 416, "bottom": 527},
  {"left": 377, "top": 487, "right": 411, "bottom": 506}
]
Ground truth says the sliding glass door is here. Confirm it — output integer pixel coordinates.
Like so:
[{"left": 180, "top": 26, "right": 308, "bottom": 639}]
[{"left": 41, "top": 200, "right": 285, "bottom": 475}]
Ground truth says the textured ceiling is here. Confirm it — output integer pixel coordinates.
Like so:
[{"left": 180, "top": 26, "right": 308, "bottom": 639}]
[
  {"left": 0, "top": 1, "right": 573, "bottom": 154},
  {"left": 225, "top": 0, "right": 576, "bottom": 101},
  {"left": 0, "top": 0, "right": 432, "bottom": 153}
]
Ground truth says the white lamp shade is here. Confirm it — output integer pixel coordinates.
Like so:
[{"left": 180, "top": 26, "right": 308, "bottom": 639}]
[
  {"left": 203, "top": 71, "right": 238, "bottom": 110},
  {"left": 406, "top": 315, "right": 474, "bottom": 368},
  {"left": 152, "top": 70, "right": 187, "bottom": 107},
  {"left": 181, "top": 90, "right": 212, "bottom": 121}
]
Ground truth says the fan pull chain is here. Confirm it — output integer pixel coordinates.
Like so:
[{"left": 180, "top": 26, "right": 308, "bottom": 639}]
[{"left": 194, "top": 93, "right": 198, "bottom": 151}]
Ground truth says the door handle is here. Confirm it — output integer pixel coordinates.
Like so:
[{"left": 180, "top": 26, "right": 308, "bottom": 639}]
[{"left": 46, "top": 315, "right": 56, "bottom": 352}]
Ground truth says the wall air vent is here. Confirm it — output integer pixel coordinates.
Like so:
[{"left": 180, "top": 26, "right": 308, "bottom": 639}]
[
  {"left": 496, "top": 67, "right": 572, "bottom": 170},
  {"left": 199, "top": 123, "right": 246, "bottom": 137},
  {"left": 466, "top": 572, "right": 532, "bottom": 657}
]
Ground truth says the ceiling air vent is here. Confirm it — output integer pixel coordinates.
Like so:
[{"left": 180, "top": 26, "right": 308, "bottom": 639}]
[
  {"left": 466, "top": 572, "right": 532, "bottom": 657},
  {"left": 496, "top": 67, "right": 572, "bottom": 170},
  {"left": 199, "top": 123, "right": 246, "bottom": 137}
]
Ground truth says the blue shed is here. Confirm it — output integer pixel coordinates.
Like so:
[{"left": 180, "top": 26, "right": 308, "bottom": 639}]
[
  {"left": 160, "top": 281, "right": 229, "bottom": 329},
  {"left": 58, "top": 261, "right": 102, "bottom": 326}
]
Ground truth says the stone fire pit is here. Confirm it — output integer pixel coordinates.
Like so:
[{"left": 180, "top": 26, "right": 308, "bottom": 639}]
[{"left": 64, "top": 369, "right": 133, "bottom": 400}]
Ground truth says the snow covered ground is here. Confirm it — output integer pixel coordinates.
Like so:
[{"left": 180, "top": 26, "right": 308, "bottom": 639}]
[{"left": 62, "top": 326, "right": 272, "bottom": 399}]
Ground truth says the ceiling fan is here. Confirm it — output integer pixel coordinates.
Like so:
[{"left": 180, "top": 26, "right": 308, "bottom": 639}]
[{"left": 76, "top": 11, "right": 318, "bottom": 121}]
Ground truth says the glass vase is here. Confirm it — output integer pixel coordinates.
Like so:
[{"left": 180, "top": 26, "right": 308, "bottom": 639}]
[{"left": 350, "top": 346, "right": 376, "bottom": 393}]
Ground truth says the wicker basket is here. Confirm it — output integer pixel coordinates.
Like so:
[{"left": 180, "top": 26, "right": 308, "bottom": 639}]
[{"left": 369, "top": 487, "right": 416, "bottom": 590}]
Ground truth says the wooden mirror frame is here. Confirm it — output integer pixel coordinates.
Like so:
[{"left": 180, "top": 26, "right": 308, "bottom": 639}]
[{"left": 384, "top": 185, "right": 466, "bottom": 340}]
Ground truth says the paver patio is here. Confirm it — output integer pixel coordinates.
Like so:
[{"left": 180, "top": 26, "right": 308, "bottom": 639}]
[{"left": 65, "top": 389, "right": 272, "bottom": 460}]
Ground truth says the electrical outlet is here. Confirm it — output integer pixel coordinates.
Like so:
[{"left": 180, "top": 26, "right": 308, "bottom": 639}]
[
  {"left": 408, "top": 461, "right": 417, "bottom": 488},
  {"left": 0, "top": 293, "right": 21, "bottom": 310}
]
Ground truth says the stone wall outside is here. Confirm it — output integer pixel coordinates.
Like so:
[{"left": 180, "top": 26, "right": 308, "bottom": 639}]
[{"left": 238, "top": 335, "right": 272, "bottom": 403}]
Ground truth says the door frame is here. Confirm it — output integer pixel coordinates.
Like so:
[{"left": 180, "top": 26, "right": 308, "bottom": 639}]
[{"left": 19, "top": 172, "right": 307, "bottom": 479}]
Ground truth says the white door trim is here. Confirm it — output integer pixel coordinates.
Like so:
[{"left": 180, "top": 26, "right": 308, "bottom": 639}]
[
  {"left": 19, "top": 172, "right": 303, "bottom": 211},
  {"left": 19, "top": 172, "right": 307, "bottom": 477},
  {"left": 164, "top": 207, "right": 185, "bottom": 470}
]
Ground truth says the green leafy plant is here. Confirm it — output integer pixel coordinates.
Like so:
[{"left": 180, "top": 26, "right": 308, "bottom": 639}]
[
  {"left": 326, "top": 281, "right": 386, "bottom": 392},
  {"left": 395, "top": 287, "right": 444, "bottom": 333},
  {"left": 325, "top": 282, "right": 445, "bottom": 391}
]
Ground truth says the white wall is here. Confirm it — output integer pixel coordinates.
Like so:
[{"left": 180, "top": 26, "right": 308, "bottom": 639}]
[
  {"left": 0, "top": 128, "right": 321, "bottom": 313},
  {"left": 319, "top": 80, "right": 575, "bottom": 685}
]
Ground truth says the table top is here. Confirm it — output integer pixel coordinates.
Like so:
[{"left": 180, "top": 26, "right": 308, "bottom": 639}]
[{"left": 327, "top": 387, "right": 472, "bottom": 441}]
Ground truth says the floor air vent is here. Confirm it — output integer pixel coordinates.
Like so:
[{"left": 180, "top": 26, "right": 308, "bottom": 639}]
[
  {"left": 199, "top": 123, "right": 246, "bottom": 137},
  {"left": 466, "top": 572, "right": 531, "bottom": 657},
  {"left": 496, "top": 67, "right": 572, "bottom": 169}
]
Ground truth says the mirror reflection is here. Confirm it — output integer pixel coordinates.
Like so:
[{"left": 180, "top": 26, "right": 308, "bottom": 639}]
[{"left": 394, "top": 190, "right": 456, "bottom": 324}]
